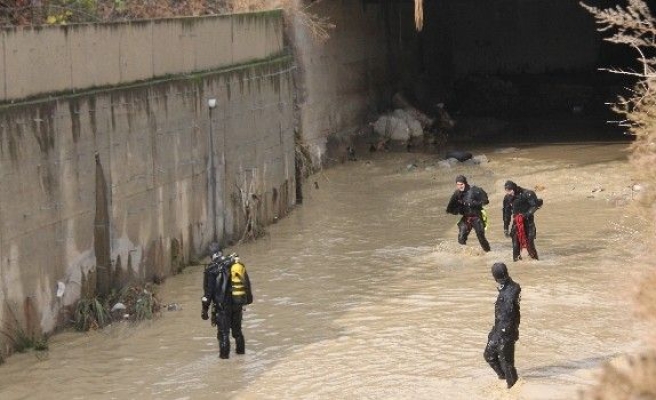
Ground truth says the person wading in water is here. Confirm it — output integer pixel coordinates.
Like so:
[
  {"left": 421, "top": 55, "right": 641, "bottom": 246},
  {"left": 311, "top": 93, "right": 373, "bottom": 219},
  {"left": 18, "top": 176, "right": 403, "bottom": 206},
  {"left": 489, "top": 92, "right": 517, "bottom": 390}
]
[
  {"left": 484, "top": 262, "right": 521, "bottom": 389},
  {"left": 502, "top": 180, "right": 543, "bottom": 261},
  {"left": 446, "top": 175, "right": 491, "bottom": 252},
  {"left": 201, "top": 243, "right": 253, "bottom": 359}
]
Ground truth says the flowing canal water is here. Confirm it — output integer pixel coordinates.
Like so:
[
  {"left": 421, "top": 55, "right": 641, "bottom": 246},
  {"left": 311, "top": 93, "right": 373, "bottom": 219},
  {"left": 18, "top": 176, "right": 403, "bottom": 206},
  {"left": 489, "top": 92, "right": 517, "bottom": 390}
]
[{"left": 0, "top": 141, "right": 648, "bottom": 400}]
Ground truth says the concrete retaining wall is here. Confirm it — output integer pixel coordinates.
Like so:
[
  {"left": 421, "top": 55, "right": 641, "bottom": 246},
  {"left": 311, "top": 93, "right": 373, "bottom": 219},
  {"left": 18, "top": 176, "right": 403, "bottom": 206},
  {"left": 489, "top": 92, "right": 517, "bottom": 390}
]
[
  {"left": 0, "top": 14, "right": 295, "bottom": 346},
  {"left": 0, "top": 1, "right": 398, "bottom": 353},
  {"left": 289, "top": 0, "right": 394, "bottom": 164},
  {"left": 0, "top": 12, "right": 284, "bottom": 102}
]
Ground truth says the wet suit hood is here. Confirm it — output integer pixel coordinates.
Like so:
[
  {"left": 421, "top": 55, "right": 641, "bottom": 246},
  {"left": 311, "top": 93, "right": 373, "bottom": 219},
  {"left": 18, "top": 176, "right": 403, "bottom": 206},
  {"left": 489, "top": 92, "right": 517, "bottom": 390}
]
[
  {"left": 504, "top": 180, "right": 518, "bottom": 192},
  {"left": 492, "top": 262, "right": 511, "bottom": 288}
]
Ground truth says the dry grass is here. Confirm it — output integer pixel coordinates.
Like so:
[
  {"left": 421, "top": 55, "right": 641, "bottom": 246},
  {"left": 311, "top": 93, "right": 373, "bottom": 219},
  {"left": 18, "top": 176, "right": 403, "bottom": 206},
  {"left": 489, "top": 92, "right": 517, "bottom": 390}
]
[
  {"left": 0, "top": 0, "right": 231, "bottom": 25},
  {"left": 581, "top": 0, "right": 656, "bottom": 398},
  {"left": 584, "top": 353, "right": 656, "bottom": 400}
]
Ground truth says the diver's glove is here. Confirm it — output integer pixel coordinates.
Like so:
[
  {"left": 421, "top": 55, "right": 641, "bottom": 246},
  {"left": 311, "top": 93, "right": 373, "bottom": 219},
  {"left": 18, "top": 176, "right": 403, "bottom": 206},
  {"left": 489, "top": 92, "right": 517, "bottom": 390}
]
[{"left": 201, "top": 296, "right": 210, "bottom": 320}]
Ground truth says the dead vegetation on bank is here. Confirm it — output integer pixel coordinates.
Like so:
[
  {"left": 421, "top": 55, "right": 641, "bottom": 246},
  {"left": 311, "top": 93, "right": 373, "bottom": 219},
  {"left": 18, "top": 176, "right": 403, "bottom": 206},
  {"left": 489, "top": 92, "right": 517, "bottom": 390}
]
[
  {"left": 72, "top": 283, "right": 162, "bottom": 332},
  {"left": 581, "top": 0, "right": 656, "bottom": 398},
  {"left": 0, "top": 0, "right": 335, "bottom": 40}
]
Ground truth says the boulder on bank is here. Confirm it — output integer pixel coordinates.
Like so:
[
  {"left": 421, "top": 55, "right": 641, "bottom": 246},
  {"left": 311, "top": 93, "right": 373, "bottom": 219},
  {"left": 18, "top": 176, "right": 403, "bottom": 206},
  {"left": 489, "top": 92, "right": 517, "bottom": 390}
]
[{"left": 373, "top": 109, "right": 424, "bottom": 141}]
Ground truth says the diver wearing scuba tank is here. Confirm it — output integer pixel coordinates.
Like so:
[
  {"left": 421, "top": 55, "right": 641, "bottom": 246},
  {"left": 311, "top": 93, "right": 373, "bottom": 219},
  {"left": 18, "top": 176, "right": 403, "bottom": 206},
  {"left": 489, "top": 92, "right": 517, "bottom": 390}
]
[{"left": 201, "top": 243, "right": 253, "bottom": 359}]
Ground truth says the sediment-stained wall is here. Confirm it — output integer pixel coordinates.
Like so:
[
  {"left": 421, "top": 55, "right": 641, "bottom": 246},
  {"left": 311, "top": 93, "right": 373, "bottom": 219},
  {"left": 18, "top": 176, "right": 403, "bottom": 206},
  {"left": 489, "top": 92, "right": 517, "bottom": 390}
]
[
  {"left": 288, "top": 0, "right": 394, "bottom": 164},
  {"left": 0, "top": 14, "right": 295, "bottom": 349},
  {"left": 0, "top": 13, "right": 284, "bottom": 102}
]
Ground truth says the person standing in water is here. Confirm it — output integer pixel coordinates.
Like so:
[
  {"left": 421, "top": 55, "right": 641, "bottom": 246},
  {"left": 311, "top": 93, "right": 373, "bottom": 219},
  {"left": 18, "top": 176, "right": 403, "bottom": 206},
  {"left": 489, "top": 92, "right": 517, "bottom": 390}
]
[
  {"left": 484, "top": 262, "right": 521, "bottom": 388},
  {"left": 502, "top": 180, "right": 543, "bottom": 261},
  {"left": 446, "top": 175, "right": 491, "bottom": 252},
  {"left": 202, "top": 243, "right": 253, "bottom": 359}
]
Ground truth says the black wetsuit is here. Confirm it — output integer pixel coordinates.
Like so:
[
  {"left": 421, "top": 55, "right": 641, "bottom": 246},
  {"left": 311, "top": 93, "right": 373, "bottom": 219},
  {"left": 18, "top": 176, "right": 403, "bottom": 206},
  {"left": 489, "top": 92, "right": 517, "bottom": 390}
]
[
  {"left": 502, "top": 186, "right": 542, "bottom": 261},
  {"left": 484, "top": 277, "right": 521, "bottom": 388},
  {"left": 446, "top": 184, "right": 491, "bottom": 252},
  {"left": 203, "top": 258, "right": 251, "bottom": 359}
]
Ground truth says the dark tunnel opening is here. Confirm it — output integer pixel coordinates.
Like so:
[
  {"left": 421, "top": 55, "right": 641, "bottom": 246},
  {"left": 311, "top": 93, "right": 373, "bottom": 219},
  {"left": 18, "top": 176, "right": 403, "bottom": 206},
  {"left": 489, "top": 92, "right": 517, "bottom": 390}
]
[{"left": 375, "top": 0, "right": 647, "bottom": 145}]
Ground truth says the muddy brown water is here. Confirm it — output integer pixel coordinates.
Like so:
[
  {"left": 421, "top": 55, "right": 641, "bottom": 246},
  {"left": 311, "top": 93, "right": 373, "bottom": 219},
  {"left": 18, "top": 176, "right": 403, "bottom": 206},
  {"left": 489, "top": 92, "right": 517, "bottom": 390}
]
[{"left": 0, "top": 141, "right": 649, "bottom": 400}]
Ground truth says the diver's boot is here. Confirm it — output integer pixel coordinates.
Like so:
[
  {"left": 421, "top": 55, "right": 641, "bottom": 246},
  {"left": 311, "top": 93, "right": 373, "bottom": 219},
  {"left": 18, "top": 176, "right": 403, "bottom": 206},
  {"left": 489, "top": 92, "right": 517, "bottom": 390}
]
[
  {"left": 506, "top": 367, "right": 518, "bottom": 388},
  {"left": 489, "top": 363, "right": 505, "bottom": 380},
  {"left": 528, "top": 246, "right": 539, "bottom": 260},
  {"left": 484, "top": 351, "right": 506, "bottom": 380},
  {"left": 236, "top": 336, "right": 245, "bottom": 355},
  {"left": 219, "top": 347, "right": 230, "bottom": 359}
]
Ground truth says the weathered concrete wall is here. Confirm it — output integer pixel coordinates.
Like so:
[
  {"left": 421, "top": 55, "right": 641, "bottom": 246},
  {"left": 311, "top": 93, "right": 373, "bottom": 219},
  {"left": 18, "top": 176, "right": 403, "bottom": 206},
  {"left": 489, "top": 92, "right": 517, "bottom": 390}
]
[
  {"left": 289, "top": 0, "right": 394, "bottom": 164},
  {"left": 0, "top": 12, "right": 284, "bottom": 102},
  {"left": 0, "top": 15, "right": 295, "bottom": 349}
]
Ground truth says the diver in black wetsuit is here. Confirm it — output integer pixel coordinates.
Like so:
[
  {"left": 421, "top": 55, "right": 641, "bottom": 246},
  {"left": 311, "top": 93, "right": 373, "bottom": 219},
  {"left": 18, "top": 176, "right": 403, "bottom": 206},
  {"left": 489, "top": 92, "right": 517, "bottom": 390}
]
[
  {"left": 484, "top": 262, "right": 521, "bottom": 388},
  {"left": 446, "top": 175, "right": 491, "bottom": 252}
]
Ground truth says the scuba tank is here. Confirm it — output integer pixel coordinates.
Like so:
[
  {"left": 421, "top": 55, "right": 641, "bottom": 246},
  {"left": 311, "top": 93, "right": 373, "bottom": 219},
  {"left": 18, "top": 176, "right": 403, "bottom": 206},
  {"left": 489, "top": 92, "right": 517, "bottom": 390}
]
[{"left": 229, "top": 256, "right": 252, "bottom": 305}]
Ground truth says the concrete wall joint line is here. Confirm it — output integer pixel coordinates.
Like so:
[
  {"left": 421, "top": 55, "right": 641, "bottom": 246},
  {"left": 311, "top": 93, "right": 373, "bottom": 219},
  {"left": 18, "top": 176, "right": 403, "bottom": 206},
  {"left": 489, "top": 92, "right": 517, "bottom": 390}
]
[
  {"left": 0, "top": 56, "right": 294, "bottom": 110},
  {"left": 0, "top": 12, "right": 286, "bottom": 103}
]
